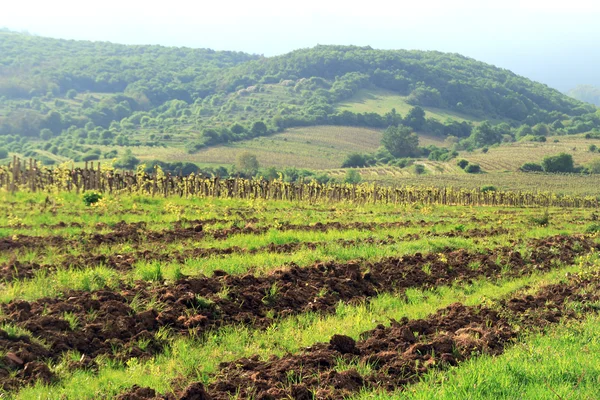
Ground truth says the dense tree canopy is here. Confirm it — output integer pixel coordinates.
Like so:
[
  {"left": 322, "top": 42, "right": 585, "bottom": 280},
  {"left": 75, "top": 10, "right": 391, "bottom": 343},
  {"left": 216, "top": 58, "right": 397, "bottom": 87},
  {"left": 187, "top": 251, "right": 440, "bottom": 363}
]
[
  {"left": 381, "top": 126, "right": 420, "bottom": 158},
  {"left": 0, "top": 31, "right": 598, "bottom": 164}
]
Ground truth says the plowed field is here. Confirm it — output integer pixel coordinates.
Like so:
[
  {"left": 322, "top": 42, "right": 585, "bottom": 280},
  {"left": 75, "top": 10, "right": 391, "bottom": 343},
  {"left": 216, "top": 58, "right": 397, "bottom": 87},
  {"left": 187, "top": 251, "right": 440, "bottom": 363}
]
[{"left": 1, "top": 191, "right": 599, "bottom": 399}]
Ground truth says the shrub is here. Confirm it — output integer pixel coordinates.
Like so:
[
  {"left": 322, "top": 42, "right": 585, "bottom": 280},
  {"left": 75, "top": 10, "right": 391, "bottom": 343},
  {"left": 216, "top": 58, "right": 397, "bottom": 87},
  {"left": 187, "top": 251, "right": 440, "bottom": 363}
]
[
  {"left": 587, "top": 159, "right": 600, "bottom": 174},
  {"left": 412, "top": 164, "right": 425, "bottom": 174},
  {"left": 81, "top": 152, "right": 100, "bottom": 162},
  {"left": 520, "top": 162, "right": 543, "bottom": 172},
  {"left": 0, "top": 148, "right": 8, "bottom": 159},
  {"left": 541, "top": 153, "right": 574, "bottom": 173},
  {"left": 585, "top": 223, "right": 600, "bottom": 233},
  {"left": 464, "top": 164, "right": 481, "bottom": 173},
  {"left": 456, "top": 159, "right": 469, "bottom": 169},
  {"left": 481, "top": 185, "right": 497, "bottom": 192},
  {"left": 342, "top": 153, "right": 369, "bottom": 168},
  {"left": 343, "top": 169, "right": 362, "bottom": 184},
  {"left": 589, "top": 144, "right": 598, "bottom": 152},
  {"left": 529, "top": 210, "right": 550, "bottom": 226},
  {"left": 82, "top": 192, "right": 102, "bottom": 206}
]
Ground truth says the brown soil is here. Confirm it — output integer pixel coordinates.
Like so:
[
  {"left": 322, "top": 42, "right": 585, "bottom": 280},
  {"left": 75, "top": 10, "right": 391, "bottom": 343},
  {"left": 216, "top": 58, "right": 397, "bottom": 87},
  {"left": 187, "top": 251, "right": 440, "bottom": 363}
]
[
  {"left": 0, "top": 219, "right": 440, "bottom": 253},
  {"left": 125, "top": 268, "right": 600, "bottom": 399},
  {"left": 1, "top": 234, "right": 594, "bottom": 392},
  {"left": 0, "top": 227, "right": 509, "bottom": 281}
]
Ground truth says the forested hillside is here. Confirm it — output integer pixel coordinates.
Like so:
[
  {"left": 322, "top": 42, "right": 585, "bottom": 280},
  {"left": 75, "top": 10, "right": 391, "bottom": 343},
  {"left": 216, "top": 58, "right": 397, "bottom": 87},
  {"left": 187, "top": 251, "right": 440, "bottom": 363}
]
[{"left": 0, "top": 31, "right": 598, "bottom": 166}]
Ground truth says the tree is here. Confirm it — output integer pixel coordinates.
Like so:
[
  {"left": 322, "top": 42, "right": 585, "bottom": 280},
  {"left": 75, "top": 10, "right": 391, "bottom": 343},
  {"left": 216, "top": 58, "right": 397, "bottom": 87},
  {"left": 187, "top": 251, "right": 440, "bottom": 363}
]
[
  {"left": 40, "top": 128, "right": 53, "bottom": 140},
  {"left": 66, "top": 89, "right": 77, "bottom": 99},
  {"left": 236, "top": 152, "right": 259, "bottom": 174},
  {"left": 469, "top": 121, "right": 503, "bottom": 147},
  {"left": 532, "top": 123, "right": 550, "bottom": 136},
  {"left": 250, "top": 121, "right": 267, "bottom": 137},
  {"left": 43, "top": 111, "right": 63, "bottom": 134},
  {"left": 342, "top": 153, "right": 368, "bottom": 168},
  {"left": 344, "top": 169, "right": 362, "bottom": 184},
  {"left": 381, "top": 125, "right": 419, "bottom": 158},
  {"left": 0, "top": 148, "right": 8, "bottom": 159},
  {"left": 404, "top": 107, "right": 426, "bottom": 131},
  {"left": 541, "top": 153, "right": 574, "bottom": 173},
  {"left": 113, "top": 149, "right": 140, "bottom": 170}
]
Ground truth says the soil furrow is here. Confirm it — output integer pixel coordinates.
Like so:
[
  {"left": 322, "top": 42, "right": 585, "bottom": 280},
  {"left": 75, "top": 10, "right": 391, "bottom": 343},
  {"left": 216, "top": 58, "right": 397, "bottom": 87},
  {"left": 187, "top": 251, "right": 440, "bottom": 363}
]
[
  {"left": 119, "top": 266, "right": 600, "bottom": 400},
  {"left": 0, "top": 234, "right": 595, "bottom": 393},
  {"left": 0, "top": 220, "right": 442, "bottom": 253},
  {"left": 0, "top": 227, "right": 509, "bottom": 281}
]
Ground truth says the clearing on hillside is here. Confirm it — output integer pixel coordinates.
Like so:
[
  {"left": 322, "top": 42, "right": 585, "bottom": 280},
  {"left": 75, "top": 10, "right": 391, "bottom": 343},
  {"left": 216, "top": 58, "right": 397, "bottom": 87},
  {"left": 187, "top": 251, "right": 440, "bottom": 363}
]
[
  {"left": 181, "top": 126, "right": 383, "bottom": 169},
  {"left": 337, "top": 88, "right": 481, "bottom": 123}
]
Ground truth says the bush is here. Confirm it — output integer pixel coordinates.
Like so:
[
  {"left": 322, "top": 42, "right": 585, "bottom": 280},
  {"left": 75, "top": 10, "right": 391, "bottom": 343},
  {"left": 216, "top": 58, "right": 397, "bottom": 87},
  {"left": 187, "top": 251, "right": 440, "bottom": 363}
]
[
  {"left": 456, "top": 159, "right": 469, "bottom": 169},
  {"left": 464, "top": 164, "right": 481, "bottom": 173},
  {"left": 481, "top": 185, "right": 497, "bottom": 192},
  {"left": 589, "top": 144, "right": 598, "bottom": 152},
  {"left": 114, "top": 149, "right": 140, "bottom": 170},
  {"left": 541, "top": 153, "right": 574, "bottom": 173},
  {"left": 342, "top": 153, "right": 369, "bottom": 168},
  {"left": 82, "top": 192, "right": 102, "bottom": 206},
  {"left": 520, "top": 162, "right": 543, "bottom": 172},
  {"left": 343, "top": 169, "right": 362, "bottom": 184},
  {"left": 412, "top": 164, "right": 425, "bottom": 174},
  {"left": 529, "top": 210, "right": 550, "bottom": 227},
  {"left": 585, "top": 223, "right": 600, "bottom": 233},
  {"left": 0, "top": 148, "right": 8, "bottom": 159},
  {"left": 81, "top": 152, "right": 100, "bottom": 162},
  {"left": 587, "top": 159, "right": 600, "bottom": 174}
]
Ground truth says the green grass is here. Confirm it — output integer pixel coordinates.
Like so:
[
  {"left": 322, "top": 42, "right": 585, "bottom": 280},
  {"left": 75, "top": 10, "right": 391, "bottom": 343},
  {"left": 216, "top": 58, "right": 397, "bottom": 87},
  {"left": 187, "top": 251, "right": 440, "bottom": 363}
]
[
  {"left": 15, "top": 263, "right": 583, "bottom": 400},
  {"left": 337, "top": 88, "right": 481, "bottom": 124},
  {"left": 2, "top": 191, "right": 599, "bottom": 399}
]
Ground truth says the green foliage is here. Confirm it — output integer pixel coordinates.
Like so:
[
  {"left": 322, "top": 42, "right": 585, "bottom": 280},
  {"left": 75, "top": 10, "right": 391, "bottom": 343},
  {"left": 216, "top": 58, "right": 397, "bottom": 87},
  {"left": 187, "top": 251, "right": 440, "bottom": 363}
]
[
  {"left": 589, "top": 144, "right": 597, "bottom": 152},
  {"left": 585, "top": 223, "right": 600, "bottom": 233},
  {"left": 0, "top": 148, "right": 8, "bottom": 159},
  {"left": 468, "top": 121, "right": 503, "bottom": 147},
  {"left": 456, "top": 159, "right": 469, "bottom": 169},
  {"left": 236, "top": 152, "right": 260, "bottom": 175},
  {"left": 343, "top": 169, "right": 362, "bottom": 184},
  {"left": 529, "top": 210, "right": 550, "bottom": 226},
  {"left": 381, "top": 125, "right": 419, "bottom": 158},
  {"left": 113, "top": 149, "right": 140, "bottom": 170},
  {"left": 0, "top": 31, "right": 598, "bottom": 165},
  {"left": 481, "top": 185, "right": 497, "bottom": 192},
  {"left": 341, "top": 153, "right": 372, "bottom": 168},
  {"left": 464, "top": 164, "right": 481, "bottom": 174},
  {"left": 412, "top": 164, "right": 425, "bottom": 175},
  {"left": 520, "top": 162, "right": 544, "bottom": 172},
  {"left": 82, "top": 191, "right": 102, "bottom": 206},
  {"left": 541, "top": 153, "right": 574, "bottom": 173},
  {"left": 586, "top": 159, "right": 600, "bottom": 174}
]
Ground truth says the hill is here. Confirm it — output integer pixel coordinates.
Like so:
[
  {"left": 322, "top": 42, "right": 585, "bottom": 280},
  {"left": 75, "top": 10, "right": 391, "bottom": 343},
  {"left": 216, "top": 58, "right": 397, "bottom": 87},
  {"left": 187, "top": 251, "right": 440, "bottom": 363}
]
[
  {"left": 568, "top": 85, "right": 600, "bottom": 106},
  {"left": 0, "top": 32, "right": 598, "bottom": 170}
]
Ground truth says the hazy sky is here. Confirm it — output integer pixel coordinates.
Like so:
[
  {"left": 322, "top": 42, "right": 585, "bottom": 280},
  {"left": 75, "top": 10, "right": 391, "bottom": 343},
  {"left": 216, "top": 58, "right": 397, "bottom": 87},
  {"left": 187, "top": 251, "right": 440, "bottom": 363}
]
[{"left": 2, "top": 0, "right": 598, "bottom": 91}]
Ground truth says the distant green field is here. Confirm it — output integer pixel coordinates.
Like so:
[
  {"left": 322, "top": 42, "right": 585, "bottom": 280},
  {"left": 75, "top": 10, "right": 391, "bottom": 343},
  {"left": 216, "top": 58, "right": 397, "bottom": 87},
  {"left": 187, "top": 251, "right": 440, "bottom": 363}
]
[{"left": 337, "top": 88, "right": 480, "bottom": 123}]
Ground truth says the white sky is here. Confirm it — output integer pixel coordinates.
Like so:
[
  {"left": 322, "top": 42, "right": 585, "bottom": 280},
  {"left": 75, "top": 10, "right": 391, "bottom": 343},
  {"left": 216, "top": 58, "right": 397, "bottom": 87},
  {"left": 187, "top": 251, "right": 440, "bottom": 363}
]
[{"left": 2, "top": 0, "right": 599, "bottom": 90}]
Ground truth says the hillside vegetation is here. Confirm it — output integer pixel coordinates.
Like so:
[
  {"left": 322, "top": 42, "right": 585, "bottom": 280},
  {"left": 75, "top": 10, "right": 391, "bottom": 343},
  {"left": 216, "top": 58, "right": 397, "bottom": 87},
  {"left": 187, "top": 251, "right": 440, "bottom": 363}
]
[
  {"left": 569, "top": 85, "right": 600, "bottom": 106},
  {"left": 1, "top": 31, "right": 599, "bottom": 169}
]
